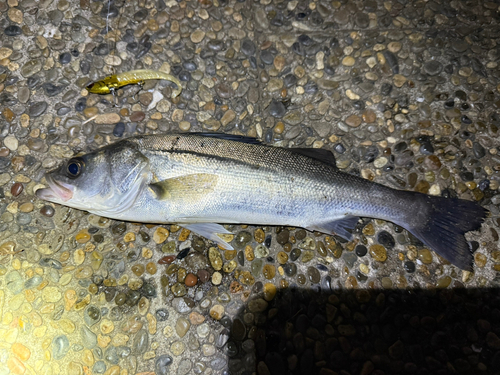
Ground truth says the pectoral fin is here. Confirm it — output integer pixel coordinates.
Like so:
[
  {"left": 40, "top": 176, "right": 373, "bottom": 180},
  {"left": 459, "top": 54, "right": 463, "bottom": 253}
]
[
  {"left": 149, "top": 173, "right": 218, "bottom": 201},
  {"left": 181, "top": 223, "right": 234, "bottom": 250},
  {"left": 308, "top": 216, "right": 359, "bottom": 240}
]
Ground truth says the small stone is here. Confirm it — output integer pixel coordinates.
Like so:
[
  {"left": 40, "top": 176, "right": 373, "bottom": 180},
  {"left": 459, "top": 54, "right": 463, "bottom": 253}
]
[
  {"left": 254, "top": 245, "right": 269, "bottom": 258},
  {"left": 342, "top": 56, "right": 355, "bottom": 66},
  {"left": 263, "top": 283, "right": 277, "bottom": 301},
  {"left": 393, "top": 74, "right": 407, "bottom": 87},
  {"left": 189, "top": 312, "right": 205, "bottom": 325},
  {"left": 418, "top": 249, "right": 433, "bottom": 264},
  {"left": 248, "top": 298, "right": 268, "bottom": 313},
  {"left": 191, "top": 30, "right": 205, "bottom": 43},
  {"left": 212, "top": 271, "right": 222, "bottom": 285},
  {"left": 176, "top": 317, "right": 191, "bottom": 338},
  {"left": 209, "top": 247, "right": 223, "bottom": 270},
  {"left": 209, "top": 304, "right": 224, "bottom": 320},
  {"left": 4, "top": 135, "right": 18, "bottom": 151},
  {"left": 362, "top": 110, "right": 376, "bottom": 123},
  {"left": 94, "top": 113, "right": 120, "bottom": 125},
  {"left": 170, "top": 341, "right": 185, "bottom": 356},
  {"left": 5, "top": 25, "right": 22, "bottom": 36},
  {"left": 12, "top": 343, "right": 30, "bottom": 361},
  {"left": 153, "top": 227, "right": 169, "bottom": 244},
  {"left": 155, "top": 355, "right": 173, "bottom": 375},
  {"left": 262, "top": 264, "right": 276, "bottom": 279},
  {"left": 369, "top": 244, "right": 387, "bottom": 262},
  {"left": 11, "top": 182, "right": 23, "bottom": 196},
  {"left": 424, "top": 60, "right": 443, "bottom": 76},
  {"left": 75, "top": 229, "right": 91, "bottom": 244},
  {"left": 345, "top": 115, "right": 361, "bottom": 127},
  {"left": 42, "top": 286, "right": 62, "bottom": 303},
  {"left": 185, "top": 273, "right": 198, "bottom": 287},
  {"left": 241, "top": 39, "right": 256, "bottom": 56},
  {"left": 307, "top": 267, "right": 321, "bottom": 283},
  {"left": 52, "top": 335, "right": 70, "bottom": 360},
  {"left": 29, "top": 102, "right": 48, "bottom": 117},
  {"left": 130, "top": 111, "right": 145, "bottom": 122},
  {"left": 268, "top": 99, "right": 286, "bottom": 118}
]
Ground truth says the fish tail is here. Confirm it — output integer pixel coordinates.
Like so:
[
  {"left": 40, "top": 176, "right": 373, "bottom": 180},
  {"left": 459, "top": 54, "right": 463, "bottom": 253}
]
[{"left": 399, "top": 192, "right": 488, "bottom": 270}]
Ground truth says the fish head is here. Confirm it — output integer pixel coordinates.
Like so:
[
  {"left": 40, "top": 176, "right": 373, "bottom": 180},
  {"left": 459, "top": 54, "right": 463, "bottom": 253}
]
[
  {"left": 86, "top": 80, "right": 111, "bottom": 94},
  {"left": 36, "top": 141, "right": 151, "bottom": 216}
]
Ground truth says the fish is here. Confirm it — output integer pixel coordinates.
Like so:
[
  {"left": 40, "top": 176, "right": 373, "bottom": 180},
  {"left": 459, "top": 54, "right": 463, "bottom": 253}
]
[
  {"left": 86, "top": 69, "right": 182, "bottom": 98},
  {"left": 35, "top": 133, "right": 488, "bottom": 270}
]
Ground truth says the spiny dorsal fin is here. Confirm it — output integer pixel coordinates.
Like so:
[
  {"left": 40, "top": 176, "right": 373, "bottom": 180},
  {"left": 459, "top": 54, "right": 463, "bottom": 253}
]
[
  {"left": 189, "top": 132, "right": 262, "bottom": 145},
  {"left": 289, "top": 148, "right": 338, "bottom": 168},
  {"left": 149, "top": 173, "right": 219, "bottom": 200}
]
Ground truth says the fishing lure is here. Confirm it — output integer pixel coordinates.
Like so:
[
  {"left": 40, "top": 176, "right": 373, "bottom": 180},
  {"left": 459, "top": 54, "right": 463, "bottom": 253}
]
[{"left": 86, "top": 69, "right": 182, "bottom": 98}]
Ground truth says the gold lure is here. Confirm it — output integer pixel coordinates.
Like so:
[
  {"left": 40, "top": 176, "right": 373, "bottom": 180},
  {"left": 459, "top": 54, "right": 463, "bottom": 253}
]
[{"left": 86, "top": 69, "right": 182, "bottom": 98}]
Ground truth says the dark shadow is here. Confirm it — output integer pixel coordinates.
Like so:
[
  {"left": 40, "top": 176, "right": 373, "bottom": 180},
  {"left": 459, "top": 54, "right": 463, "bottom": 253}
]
[{"left": 225, "top": 285, "right": 500, "bottom": 375}]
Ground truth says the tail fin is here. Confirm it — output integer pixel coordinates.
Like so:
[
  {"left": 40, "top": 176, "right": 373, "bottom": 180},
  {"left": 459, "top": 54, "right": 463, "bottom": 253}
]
[{"left": 401, "top": 194, "right": 488, "bottom": 271}]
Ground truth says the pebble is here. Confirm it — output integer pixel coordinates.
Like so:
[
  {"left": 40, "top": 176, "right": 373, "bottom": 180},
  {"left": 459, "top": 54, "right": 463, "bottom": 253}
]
[
  {"left": 369, "top": 244, "right": 387, "bottom": 262},
  {"left": 52, "top": 335, "right": 70, "bottom": 360},
  {"left": 153, "top": 227, "right": 169, "bottom": 244},
  {"left": 209, "top": 247, "right": 223, "bottom": 270},
  {"left": 95, "top": 113, "right": 121, "bottom": 124},
  {"left": 418, "top": 249, "right": 433, "bottom": 264},
  {"left": 29, "top": 102, "right": 48, "bottom": 117},
  {"left": 185, "top": 273, "right": 198, "bottom": 287},
  {"left": 155, "top": 355, "right": 173, "bottom": 375},
  {"left": 345, "top": 115, "right": 361, "bottom": 128},
  {"left": 342, "top": 56, "right": 355, "bottom": 66},
  {"left": 5, "top": 25, "right": 22, "bottom": 36},
  {"left": 10, "top": 182, "right": 23, "bottom": 196},
  {"left": 424, "top": 60, "right": 443, "bottom": 76}
]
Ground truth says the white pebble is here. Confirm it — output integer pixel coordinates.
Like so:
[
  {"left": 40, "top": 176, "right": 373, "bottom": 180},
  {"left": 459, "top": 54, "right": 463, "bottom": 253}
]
[{"left": 3, "top": 135, "right": 18, "bottom": 151}]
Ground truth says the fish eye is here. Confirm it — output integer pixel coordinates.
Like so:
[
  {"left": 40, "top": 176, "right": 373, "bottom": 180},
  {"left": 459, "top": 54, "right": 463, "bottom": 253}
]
[
  {"left": 87, "top": 83, "right": 94, "bottom": 89},
  {"left": 66, "top": 158, "right": 84, "bottom": 178}
]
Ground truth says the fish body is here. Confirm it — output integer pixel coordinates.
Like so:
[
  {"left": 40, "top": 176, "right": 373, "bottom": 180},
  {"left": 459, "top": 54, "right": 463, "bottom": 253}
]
[
  {"left": 86, "top": 69, "right": 182, "bottom": 98},
  {"left": 35, "top": 133, "right": 487, "bottom": 270}
]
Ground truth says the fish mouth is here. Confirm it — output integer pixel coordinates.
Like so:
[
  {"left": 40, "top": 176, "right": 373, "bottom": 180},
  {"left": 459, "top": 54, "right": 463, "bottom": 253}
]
[{"left": 35, "top": 175, "right": 74, "bottom": 202}]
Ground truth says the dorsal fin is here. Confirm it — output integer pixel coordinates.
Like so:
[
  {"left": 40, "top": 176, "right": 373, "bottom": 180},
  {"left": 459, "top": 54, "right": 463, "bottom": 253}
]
[
  {"left": 189, "top": 132, "right": 262, "bottom": 145},
  {"left": 289, "top": 148, "right": 338, "bottom": 168}
]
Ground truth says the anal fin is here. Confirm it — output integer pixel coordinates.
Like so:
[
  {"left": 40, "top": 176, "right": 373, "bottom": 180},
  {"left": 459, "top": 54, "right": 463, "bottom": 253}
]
[
  {"left": 308, "top": 216, "right": 359, "bottom": 240},
  {"left": 181, "top": 223, "right": 234, "bottom": 250}
]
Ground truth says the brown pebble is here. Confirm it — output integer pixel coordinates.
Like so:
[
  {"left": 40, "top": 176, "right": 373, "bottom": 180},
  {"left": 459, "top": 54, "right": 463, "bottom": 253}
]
[
  {"left": 0, "top": 147, "right": 10, "bottom": 157},
  {"left": 19, "top": 202, "right": 34, "bottom": 213},
  {"left": 261, "top": 40, "right": 272, "bottom": 50},
  {"left": 11, "top": 156, "right": 24, "bottom": 173},
  {"left": 130, "top": 111, "right": 146, "bottom": 122},
  {"left": 11, "top": 182, "right": 23, "bottom": 196},
  {"left": 425, "top": 155, "right": 441, "bottom": 170},
  {"left": 197, "top": 269, "right": 210, "bottom": 283},
  {"left": 40, "top": 205, "right": 55, "bottom": 217},
  {"left": 2, "top": 107, "right": 15, "bottom": 122},
  {"left": 139, "top": 92, "right": 153, "bottom": 106},
  {"left": 158, "top": 255, "right": 176, "bottom": 265},
  {"left": 262, "top": 264, "right": 276, "bottom": 279},
  {"left": 185, "top": 273, "right": 198, "bottom": 287},
  {"left": 345, "top": 114, "right": 362, "bottom": 127},
  {"left": 362, "top": 109, "right": 376, "bottom": 123}
]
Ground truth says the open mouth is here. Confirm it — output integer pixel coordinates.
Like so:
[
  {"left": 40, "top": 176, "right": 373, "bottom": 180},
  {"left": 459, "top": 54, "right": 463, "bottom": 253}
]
[{"left": 35, "top": 175, "right": 74, "bottom": 202}]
